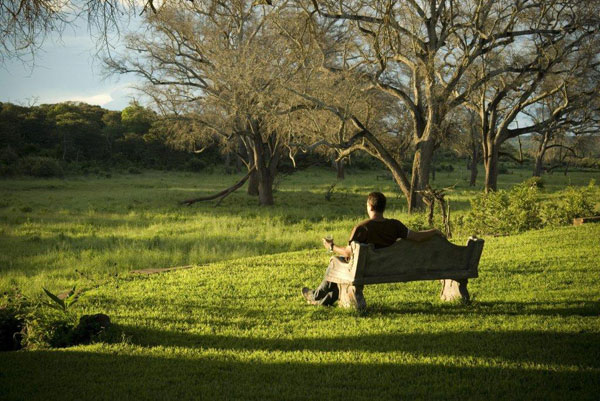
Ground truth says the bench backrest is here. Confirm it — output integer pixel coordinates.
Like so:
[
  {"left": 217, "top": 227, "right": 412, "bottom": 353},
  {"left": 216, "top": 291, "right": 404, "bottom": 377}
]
[{"left": 325, "top": 236, "right": 484, "bottom": 285}]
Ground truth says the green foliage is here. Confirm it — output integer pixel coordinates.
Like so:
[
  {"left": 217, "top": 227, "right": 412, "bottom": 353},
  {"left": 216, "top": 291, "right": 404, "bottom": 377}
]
[
  {"left": 435, "top": 163, "right": 454, "bottom": 172},
  {"left": 462, "top": 178, "right": 598, "bottom": 236},
  {"left": 0, "top": 289, "right": 76, "bottom": 350},
  {"left": 498, "top": 163, "right": 511, "bottom": 174},
  {"left": 505, "top": 179, "right": 542, "bottom": 232},
  {"left": 18, "top": 156, "right": 64, "bottom": 177},
  {"left": 20, "top": 306, "right": 76, "bottom": 349},
  {"left": 0, "top": 146, "right": 19, "bottom": 176},
  {"left": 1, "top": 286, "right": 96, "bottom": 350},
  {"left": 121, "top": 100, "right": 156, "bottom": 135},
  {"left": 43, "top": 286, "right": 79, "bottom": 312},
  {"left": 541, "top": 180, "right": 597, "bottom": 226},
  {"left": 404, "top": 212, "right": 429, "bottom": 231},
  {"left": 0, "top": 101, "right": 218, "bottom": 173},
  {"left": 462, "top": 179, "right": 542, "bottom": 235}
]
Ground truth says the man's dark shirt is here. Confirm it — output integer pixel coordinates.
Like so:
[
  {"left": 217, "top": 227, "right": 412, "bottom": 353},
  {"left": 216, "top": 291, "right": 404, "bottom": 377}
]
[{"left": 348, "top": 218, "right": 409, "bottom": 249}]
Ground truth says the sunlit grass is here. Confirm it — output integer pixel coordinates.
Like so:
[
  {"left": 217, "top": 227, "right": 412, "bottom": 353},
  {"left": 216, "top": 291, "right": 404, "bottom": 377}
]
[
  {"left": 1, "top": 221, "right": 599, "bottom": 399},
  {"left": 1, "top": 167, "right": 599, "bottom": 296},
  {"left": 0, "top": 166, "right": 599, "bottom": 399}
]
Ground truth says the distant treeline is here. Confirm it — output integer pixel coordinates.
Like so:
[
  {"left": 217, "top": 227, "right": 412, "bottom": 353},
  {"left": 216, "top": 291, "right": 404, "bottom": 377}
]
[
  {"left": 0, "top": 101, "right": 224, "bottom": 177},
  {"left": 1, "top": 101, "right": 598, "bottom": 180}
]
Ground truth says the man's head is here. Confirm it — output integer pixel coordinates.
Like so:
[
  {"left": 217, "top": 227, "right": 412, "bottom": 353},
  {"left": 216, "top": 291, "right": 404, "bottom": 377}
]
[{"left": 367, "top": 192, "right": 386, "bottom": 215}]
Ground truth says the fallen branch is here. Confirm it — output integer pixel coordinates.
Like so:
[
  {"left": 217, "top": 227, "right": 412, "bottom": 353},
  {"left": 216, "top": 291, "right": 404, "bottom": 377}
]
[{"left": 180, "top": 166, "right": 256, "bottom": 206}]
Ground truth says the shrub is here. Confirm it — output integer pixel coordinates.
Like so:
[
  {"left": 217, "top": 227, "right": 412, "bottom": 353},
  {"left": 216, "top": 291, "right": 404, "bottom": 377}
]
[
  {"left": 462, "top": 190, "right": 512, "bottom": 235},
  {"left": 0, "top": 147, "right": 19, "bottom": 176},
  {"left": 541, "top": 181, "right": 597, "bottom": 226},
  {"left": 462, "top": 179, "right": 542, "bottom": 235},
  {"left": 506, "top": 179, "right": 542, "bottom": 233},
  {"left": 18, "top": 156, "right": 64, "bottom": 178},
  {"left": 20, "top": 307, "right": 76, "bottom": 349},
  {"left": 404, "top": 213, "right": 429, "bottom": 232},
  {"left": 185, "top": 157, "right": 208, "bottom": 172},
  {"left": 0, "top": 287, "right": 83, "bottom": 350},
  {"left": 435, "top": 163, "right": 454, "bottom": 172},
  {"left": 498, "top": 163, "right": 510, "bottom": 174}
]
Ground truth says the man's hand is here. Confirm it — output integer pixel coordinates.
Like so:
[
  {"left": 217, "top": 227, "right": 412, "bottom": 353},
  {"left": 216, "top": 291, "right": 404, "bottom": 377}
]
[{"left": 322, "top": 237, "right": 333, "bottom": 251}]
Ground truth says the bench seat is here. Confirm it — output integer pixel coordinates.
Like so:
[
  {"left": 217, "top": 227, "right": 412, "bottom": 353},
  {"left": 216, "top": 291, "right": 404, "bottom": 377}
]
[{"left": 324, "top": 236, "right": 484, "bottom": 309}]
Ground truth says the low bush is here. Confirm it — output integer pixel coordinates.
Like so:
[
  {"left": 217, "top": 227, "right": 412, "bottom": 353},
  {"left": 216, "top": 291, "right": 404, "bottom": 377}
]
[
  {"left": 541, "top": 181, "right": 597, "bottom": 226},
  {"left": 0, "top": 147, "right": 19, "bottom": 177},
  {"left": 185, "top": 157, "right": 208, "bottom": 172},
  {"left": 498, "top": 163, "right": 511, "bottom": 174},
  {"left": 0, "top": 287, "right": 111, "bottom": 351},
  {"left": 461, "top": 179, "right": 598, "bottom": 236},
  {"left": 21, "top": 307, "right": 77, "bottom": 349},
  {"left": 435, "top": 163, "right": 454, "bottom": 172},
  {"left": 18, "top": 156, "right": 64, "bottom": 178}
]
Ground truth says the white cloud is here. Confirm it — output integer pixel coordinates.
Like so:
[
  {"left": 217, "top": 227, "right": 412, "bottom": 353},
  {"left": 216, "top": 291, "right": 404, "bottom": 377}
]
[
  {"left": 70, "top": 93, "right": 114, "bottom": 106},
  {"left": 44, "top": 92, "right": 114, "bottom": 106}
]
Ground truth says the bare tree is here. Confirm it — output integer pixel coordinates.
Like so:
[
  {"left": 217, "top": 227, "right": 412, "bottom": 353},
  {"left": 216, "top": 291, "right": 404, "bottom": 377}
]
[
  {"left": 284, "top": 0, "right": 600, "bottom": 207},
  {"left": 0, "top": 0, "right": 160, "bottom": 63},
  {"left": 465, "top": 1, "right": 600, "bottom": 191},
  {"left": 106, "top": 0, "right": 309, "bottom": 206}
]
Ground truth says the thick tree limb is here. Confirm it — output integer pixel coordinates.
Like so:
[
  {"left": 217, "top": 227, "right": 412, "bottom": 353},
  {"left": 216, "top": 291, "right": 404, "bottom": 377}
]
[{"left": 180, "top": 166, "right": 256, "bottom": 206}]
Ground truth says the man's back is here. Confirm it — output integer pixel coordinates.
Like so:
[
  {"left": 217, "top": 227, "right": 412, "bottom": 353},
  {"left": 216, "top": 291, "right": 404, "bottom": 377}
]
[{"left": 348, "top": 218, "right": 409, "bottom": 249}]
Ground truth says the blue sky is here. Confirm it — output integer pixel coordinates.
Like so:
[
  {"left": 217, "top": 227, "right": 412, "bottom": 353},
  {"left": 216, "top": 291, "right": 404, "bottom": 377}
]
[{"left": 0, "top": 20, "right": 142, "bottom": 111}]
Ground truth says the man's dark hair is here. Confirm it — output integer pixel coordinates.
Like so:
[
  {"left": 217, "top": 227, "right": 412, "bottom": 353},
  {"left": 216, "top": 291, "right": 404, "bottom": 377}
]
[{"left": 367, "top": 192, "right": 387, "bottom": 213}]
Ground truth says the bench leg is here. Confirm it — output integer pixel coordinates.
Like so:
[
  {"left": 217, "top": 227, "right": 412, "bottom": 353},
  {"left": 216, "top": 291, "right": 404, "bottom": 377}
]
[
  {"left": 440, "top": 279, "right": 470, "bottom": 303},
  {"left": 338, "top": 284, "right": 367, "bottom": 310}
]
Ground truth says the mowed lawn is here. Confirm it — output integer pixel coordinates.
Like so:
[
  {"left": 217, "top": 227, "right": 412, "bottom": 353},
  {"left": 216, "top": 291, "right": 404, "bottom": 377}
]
[{"left": 1, "top": 168, "right": 599, "bottom": 400}]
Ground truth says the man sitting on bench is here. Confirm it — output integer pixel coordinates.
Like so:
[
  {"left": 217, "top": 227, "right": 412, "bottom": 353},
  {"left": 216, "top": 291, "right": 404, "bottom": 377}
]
[{"left": 302, "top": 192, "right": 443, "bottom": 306}]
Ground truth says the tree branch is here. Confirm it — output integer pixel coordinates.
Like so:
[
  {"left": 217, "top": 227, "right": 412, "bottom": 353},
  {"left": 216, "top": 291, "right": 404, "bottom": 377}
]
[{"left": 180, "top": 166, "right": 256, "bottom": 206}]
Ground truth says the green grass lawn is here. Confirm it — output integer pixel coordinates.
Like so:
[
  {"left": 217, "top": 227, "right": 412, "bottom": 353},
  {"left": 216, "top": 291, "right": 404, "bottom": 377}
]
[{"left": 1, "top": 166, "right": 599, "bottom": 400}]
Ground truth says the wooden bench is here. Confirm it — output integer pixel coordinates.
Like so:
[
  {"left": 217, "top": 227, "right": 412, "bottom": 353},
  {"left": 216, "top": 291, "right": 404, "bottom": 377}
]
[{"left": 324, "top": 236, "right": 484, "bottom": 309}]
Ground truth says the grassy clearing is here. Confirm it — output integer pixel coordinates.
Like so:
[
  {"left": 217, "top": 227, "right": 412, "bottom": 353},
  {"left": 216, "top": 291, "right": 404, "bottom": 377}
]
[
  {"left": 1, "top": 224, "right": 599, "bottom": 399},
  {"left": 1, "top": 166, "right": 598, "bottom": 295},
  {"left": 0, "top": 166, "right": 599, "bottom": 399}
]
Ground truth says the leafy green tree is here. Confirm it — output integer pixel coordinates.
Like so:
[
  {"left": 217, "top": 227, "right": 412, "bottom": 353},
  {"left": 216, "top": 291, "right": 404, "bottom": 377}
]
[{"left": 121, "top": 101, "right": 156, "bottom": 136}]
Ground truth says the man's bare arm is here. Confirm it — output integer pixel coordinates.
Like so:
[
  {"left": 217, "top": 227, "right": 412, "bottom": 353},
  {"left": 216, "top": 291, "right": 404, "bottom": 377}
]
[
  {"left": 322, "top": 238, "right": 353, "bottom": 259},
  {"left": 406, "top": 229, "right": 443, "bottom": 242}
]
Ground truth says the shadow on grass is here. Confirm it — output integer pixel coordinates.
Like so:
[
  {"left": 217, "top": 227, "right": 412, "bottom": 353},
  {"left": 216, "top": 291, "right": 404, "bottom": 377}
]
[
  {"left": 1, "top": 344, "right": 597, "bottom": 401},
  {"left": 364, "top": 300, "right": 600, "bottom": 317},
  {"left": 109, "top": 324, "right": 600, "bottom": 370}
]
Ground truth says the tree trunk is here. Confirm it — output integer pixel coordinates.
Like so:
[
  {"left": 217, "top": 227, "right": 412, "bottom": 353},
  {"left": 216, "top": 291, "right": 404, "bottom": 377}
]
[
  {"left": 257, "top": 167, "right": 274, "bottom": 206},
  {"left": 247, "top": 170, "right": 259, "bottom": 196},
  {"left": 469, "top": 159, "right": 478, "bottom": 186},
  {"left": 336, "top": 159, "right": 345, "bottom": 180},
  {"left": 533, "top": 135, "right": 548, "bottom": 177},
  {"left": 483, "top": 142, "right": 499, "bottom": 192},
  {"left": 533, "top": 153, "right": 544, "bottom": 177},
  {"left": 224, "top": 151, "right": 231, "bottom": 169},
  {"left": 409, "top": 138, "right": 435, "bottom": 213},
  {"left": 469, "top": 146, "right": 479, "bottom": 186},
  {"left": 250, "top": 123, "right": 279, "bottom": 206}
]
